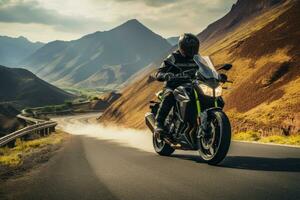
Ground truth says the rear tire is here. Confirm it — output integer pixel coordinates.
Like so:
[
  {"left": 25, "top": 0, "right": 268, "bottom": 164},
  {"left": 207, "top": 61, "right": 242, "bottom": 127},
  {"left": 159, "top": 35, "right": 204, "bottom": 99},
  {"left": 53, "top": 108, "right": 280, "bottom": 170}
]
[
  {"left": 153, "top": 134, "right": 175, "bottom": 156},
  {"left": 198, "top": 110, "right": 231, "bottom": 165}
]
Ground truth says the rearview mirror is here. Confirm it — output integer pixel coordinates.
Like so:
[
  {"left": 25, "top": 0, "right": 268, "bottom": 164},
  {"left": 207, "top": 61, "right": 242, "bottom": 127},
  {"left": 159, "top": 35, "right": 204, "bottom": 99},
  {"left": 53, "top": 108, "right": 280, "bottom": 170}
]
[{"left": 217, "top": 64, "right": 232, "bottom": 71}]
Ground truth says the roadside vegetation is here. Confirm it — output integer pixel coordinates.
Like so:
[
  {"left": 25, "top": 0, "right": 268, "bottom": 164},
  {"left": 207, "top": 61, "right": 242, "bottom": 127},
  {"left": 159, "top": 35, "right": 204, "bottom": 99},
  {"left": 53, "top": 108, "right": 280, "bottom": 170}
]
[
  {"left": 0, "top": 131, "right": 67, "bottom": 181},
  {"left": 22, "top": 91, "right": 119, "bottom": 116},
  {"left": 233, "top": 131, "right": 300, "bottom": 146},
  {"left": 0, "top": 131, "right": 66, "bottom": 167},
  {"left": 24, "top": 100, "right": 88, "bottom": 115},
  {"left": 22, "top": 87, "right": 103, "bottom": 115},
  {"left": 62, "top": 87, "right": 112, "bottom": 100}
]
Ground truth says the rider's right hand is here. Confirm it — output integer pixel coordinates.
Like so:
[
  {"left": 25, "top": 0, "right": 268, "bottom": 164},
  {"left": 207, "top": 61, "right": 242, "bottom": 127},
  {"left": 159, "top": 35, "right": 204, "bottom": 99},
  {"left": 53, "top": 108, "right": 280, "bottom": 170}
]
[{"left": 164, "top": 73, "right": 174, "bottom": 81}]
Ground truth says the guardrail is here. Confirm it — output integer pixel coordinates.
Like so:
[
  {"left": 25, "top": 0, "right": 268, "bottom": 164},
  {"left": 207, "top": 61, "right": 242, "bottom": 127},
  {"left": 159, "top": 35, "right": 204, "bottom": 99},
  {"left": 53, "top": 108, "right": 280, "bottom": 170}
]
[
  {"left": 17, "top": 114, "right": 45, "bottom": 124},
  {"left": 0, "top": 115, "right": 57, "bottom": 147},
  {"left": 34, "top": 109, "right": 73, "bottom": 116}
]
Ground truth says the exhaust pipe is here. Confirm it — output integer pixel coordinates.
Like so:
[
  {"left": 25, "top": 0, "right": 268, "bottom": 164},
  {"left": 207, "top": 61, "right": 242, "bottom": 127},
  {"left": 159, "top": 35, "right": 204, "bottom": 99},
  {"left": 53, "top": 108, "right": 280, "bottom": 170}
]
[
  {"left": 146, "top": 112, "right": 182, "bottom": 149},
  {"left": 145, "top": 112, "right": 155, "bottom": 133}
]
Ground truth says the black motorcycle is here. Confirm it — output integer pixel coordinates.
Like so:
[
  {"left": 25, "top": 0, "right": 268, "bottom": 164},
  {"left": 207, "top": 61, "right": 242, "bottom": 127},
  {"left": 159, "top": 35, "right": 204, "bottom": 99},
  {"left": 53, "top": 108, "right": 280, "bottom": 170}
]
[{"left": 145, "top": 55, "right": 232, "bottom": 165}]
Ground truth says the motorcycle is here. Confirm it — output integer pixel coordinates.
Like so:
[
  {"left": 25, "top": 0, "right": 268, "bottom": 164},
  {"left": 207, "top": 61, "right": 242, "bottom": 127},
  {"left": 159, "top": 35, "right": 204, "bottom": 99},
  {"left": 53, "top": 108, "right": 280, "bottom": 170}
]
[{"left": 145, "top": 55, "right": 232, "bottom": 165}]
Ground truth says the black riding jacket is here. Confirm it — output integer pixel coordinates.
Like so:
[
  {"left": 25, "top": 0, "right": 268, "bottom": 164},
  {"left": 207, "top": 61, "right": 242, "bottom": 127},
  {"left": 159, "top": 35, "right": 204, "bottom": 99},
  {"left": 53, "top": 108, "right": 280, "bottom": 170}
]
[{"left": 156, "top": 50, "right": 199, "bottom": 89}]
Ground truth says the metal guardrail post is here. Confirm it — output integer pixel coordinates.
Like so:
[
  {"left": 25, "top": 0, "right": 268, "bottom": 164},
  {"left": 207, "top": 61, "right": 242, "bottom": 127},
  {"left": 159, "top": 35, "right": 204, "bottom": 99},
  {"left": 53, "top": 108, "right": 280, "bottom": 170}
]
[{"left": 0, "top": 115, "right": 58, "bottom": 147}]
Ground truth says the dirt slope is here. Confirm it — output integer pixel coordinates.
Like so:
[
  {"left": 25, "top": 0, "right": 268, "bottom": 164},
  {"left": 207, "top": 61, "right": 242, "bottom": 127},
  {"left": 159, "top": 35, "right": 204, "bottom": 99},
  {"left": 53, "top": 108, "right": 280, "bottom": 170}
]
[
  {"left": 100, "top": 0, "right": 300, "bottom": 135},
  {"left": 198, "top": 0, "right": 286, "bottom": 47}
]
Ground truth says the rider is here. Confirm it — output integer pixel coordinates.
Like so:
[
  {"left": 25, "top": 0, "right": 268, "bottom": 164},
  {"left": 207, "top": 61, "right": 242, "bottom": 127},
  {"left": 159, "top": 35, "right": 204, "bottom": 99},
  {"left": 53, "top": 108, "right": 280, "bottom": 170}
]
[{"left": 154, "top": 33, "right": 200, "bottom": 137}]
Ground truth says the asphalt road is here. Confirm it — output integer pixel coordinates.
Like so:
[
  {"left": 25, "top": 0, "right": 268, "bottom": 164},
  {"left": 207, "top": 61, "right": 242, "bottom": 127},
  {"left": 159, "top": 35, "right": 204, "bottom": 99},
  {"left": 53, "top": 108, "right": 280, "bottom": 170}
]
[{"left": 1, "top": 113, "right": 300, "bottom": 200}]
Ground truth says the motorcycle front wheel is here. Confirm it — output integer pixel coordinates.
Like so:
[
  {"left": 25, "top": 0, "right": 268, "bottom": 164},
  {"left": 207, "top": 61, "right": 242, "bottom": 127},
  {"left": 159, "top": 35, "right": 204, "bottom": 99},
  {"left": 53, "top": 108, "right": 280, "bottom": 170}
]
[
  {"left": 197, "top": 110, "right": 231, "bottom": 165},
  {"left": 153, "top": 133, "right": 175, "bottom": 156}
]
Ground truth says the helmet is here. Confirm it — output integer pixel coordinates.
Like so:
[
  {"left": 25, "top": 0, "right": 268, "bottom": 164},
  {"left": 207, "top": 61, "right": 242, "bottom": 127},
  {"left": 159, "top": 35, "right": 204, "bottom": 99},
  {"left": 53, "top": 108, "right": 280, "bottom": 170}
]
[{"left": 178, "top": 33, "right": 200, "bottom": 58}]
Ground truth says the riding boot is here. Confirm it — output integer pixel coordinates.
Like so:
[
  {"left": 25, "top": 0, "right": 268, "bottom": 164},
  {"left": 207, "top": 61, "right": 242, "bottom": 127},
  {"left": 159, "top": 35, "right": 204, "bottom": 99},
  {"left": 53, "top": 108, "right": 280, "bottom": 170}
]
[{"left": 155, "top": 91, "right": 175, "bottom": 137}]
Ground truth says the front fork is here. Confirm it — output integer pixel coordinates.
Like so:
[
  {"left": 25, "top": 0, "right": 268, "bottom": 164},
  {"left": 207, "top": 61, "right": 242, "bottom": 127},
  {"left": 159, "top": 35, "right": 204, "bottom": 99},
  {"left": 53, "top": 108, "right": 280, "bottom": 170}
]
[
  {"left": 197, "top": 107, "right": 223, "bottom": 142},
  {"left": 194, "top": 87, "right": 224, "bottom": 136},
  {"left": 194, "top": 89, "right": 210, "bottom": 136}
]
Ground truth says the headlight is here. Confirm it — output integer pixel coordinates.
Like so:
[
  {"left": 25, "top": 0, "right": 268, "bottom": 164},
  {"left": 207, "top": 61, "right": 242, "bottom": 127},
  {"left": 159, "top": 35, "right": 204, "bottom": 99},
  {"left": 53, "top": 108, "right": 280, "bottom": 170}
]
[{"left": 198, "top": 84, "right": 222, "bottom": 97}]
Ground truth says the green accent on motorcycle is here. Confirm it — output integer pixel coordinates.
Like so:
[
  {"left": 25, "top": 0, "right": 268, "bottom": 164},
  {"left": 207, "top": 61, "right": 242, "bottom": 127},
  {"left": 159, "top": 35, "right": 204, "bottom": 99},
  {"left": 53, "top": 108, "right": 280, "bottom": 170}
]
[
  {"left": 158, "top": 94, "right": 163, "bottom": 101},
  {"left": 156, "top": 90, "right": 164, "bottom": 101},
  {"left": 215, "top": 99, "right": 218, "bottom": 107},
  {"left": 194, "top": 89, "right": 201, "bottom": 116}
]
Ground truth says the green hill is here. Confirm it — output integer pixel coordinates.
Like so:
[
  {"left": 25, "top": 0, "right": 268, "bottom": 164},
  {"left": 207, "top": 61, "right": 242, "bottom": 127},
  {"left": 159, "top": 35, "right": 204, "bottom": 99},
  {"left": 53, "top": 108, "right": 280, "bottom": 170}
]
[{"left": 0, "top": 65, "right": 74, "bottom": 109}]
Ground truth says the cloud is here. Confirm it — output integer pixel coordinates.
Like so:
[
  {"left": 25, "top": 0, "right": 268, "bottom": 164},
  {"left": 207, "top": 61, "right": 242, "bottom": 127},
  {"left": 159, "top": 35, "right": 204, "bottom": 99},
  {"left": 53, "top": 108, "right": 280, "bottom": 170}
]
[
  {"left": 0, "top": 0, "right": 10, "bottom": 6},
  {"left": 125, "top": 0, "right": 236, "bottom": 36},
  {"left": 0, "top": 0, "right": 237, "bottom": 42},
  {"left": 110, "top": 0, "right": 179, "bottom": 7},
  {"left": 0, "top": 0, "right": 101, "bottom": 32}
]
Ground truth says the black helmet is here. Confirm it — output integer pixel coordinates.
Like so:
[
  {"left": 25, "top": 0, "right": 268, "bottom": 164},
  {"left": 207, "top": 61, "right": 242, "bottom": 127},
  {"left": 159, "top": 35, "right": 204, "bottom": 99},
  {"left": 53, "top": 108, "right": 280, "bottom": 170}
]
[{"left": 178, "top": 33, "right": 200, "bottom": 58}]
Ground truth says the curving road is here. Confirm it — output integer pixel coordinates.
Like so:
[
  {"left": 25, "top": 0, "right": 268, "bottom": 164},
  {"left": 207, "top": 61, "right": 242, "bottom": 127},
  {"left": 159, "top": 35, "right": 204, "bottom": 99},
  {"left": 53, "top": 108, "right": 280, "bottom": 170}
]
[{"left": 1, "top": 113, "right": 300, "bottom": 200}]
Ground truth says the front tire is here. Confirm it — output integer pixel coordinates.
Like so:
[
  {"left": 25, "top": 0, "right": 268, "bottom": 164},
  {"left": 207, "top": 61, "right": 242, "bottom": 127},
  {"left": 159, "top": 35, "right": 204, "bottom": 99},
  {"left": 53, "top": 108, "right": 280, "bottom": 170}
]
[
  {"left": 198, "top": 110, "right": 231, "bottom": 165},
  {"left": 153, "top": 134, "right": 175, "bottom": 156}
]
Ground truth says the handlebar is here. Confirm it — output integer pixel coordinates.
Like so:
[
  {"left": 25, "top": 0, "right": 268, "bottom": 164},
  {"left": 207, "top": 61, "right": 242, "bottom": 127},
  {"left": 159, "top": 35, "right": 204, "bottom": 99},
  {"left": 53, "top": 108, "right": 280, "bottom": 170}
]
[{"left": 166, "top": 73, "right": 233, "bottom": 83}]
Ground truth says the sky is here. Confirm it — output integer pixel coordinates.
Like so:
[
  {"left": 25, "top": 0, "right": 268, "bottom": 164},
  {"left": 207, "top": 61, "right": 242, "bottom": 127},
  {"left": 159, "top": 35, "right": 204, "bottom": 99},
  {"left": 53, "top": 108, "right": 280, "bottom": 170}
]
[{"left": 0, "top": 0, "right": 237, "bottom": 43}]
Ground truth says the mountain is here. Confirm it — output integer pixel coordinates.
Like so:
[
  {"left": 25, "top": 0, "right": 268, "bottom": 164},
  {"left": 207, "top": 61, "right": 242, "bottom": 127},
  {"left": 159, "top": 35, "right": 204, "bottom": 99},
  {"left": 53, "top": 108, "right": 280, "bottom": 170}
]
[
  {"left": 0, "top": 65, "right": 74, "bottom": 109},
  {"left": 0, "top": 36, "right": 44, "bottom": 67},
  {"left": 167, "top": 36, "right": 179, "bottom": 46},
  {"left": 22, "top": 19, "right": 172, "bottom": 90},
  {"left": 90, "top": 92, "right": 122, "bottom": 111},
  {"left": 100, "top": 0, "right": 300, "bottom": 135}
]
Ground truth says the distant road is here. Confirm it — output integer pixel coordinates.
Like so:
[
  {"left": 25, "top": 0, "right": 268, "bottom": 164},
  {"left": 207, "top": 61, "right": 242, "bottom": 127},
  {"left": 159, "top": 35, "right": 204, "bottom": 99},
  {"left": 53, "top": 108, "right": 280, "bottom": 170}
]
[{"left": 1, "top": 113, "right": 300, "bottom": 200}]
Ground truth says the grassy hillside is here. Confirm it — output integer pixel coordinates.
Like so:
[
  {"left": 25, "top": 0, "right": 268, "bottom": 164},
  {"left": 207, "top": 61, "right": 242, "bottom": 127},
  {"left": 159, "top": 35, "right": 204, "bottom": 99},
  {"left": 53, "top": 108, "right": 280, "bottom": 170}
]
[
  {"left": 203, "top": 0, "right": 300, "bottom": 135},
  {"left": 22, "top": 19, "right": 171, "bottom": 90},
  {"left": 100, "top": 0, "right": 300, "bottom": 136},
  {"left": 0, "top": 65, "right": 74, "bottom": 109}
]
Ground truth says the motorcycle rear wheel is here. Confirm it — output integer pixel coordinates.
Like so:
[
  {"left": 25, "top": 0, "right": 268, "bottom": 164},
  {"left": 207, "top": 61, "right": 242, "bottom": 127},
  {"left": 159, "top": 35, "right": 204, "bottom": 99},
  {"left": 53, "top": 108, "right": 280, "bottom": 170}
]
[
  {"left": 198, "top": 110, "right": 231, "bottom": 165},
  {"left": 153, "top": 134, "right": 175, "bottom": 156}
]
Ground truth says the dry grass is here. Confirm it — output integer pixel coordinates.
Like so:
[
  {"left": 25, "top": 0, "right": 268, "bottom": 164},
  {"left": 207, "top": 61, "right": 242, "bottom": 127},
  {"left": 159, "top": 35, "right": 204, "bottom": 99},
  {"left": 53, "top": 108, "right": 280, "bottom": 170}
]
[
  {"left": 202, "top": 1, "right": 291, "bottom": 54},
  {"left": 234, "top": 131, "right": 300, "bottom": 145},
  {"left": 0, "top": 131, "right": 65, "bottom": 167}
]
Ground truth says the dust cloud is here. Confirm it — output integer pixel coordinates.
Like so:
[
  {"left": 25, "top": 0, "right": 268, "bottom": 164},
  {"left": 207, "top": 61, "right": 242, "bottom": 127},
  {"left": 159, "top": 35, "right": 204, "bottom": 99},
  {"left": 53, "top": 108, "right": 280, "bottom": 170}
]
[{"left": 62, "top": 122, "right": 154, "bottom": 153}]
